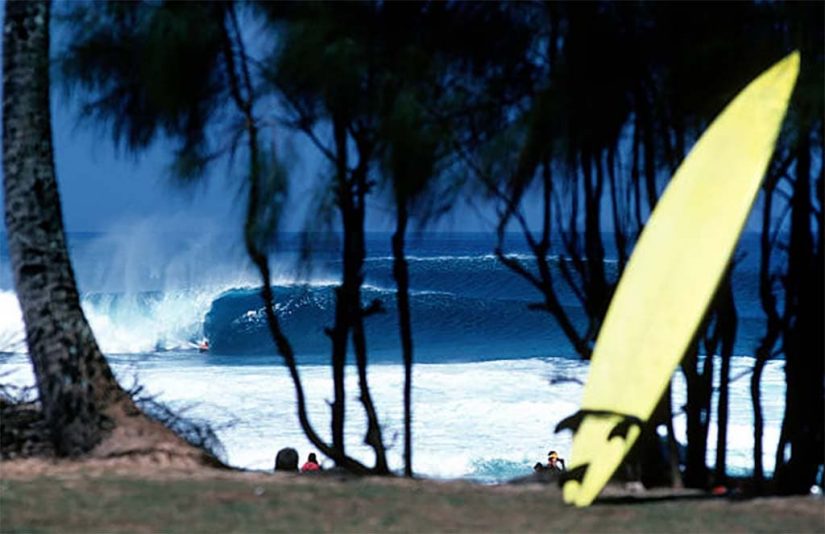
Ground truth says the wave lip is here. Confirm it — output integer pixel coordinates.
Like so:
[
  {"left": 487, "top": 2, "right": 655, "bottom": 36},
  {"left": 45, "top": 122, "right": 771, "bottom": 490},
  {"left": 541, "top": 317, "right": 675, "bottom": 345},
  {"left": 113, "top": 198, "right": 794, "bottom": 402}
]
[{"left": 203, "top": 284, "right": 581, "bottom": 361}]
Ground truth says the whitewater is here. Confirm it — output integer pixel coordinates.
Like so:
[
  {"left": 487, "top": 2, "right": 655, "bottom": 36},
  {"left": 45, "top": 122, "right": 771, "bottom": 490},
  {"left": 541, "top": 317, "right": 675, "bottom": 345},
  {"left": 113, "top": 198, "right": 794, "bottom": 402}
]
[{"left": 0, "top": 229, "right": 786, "bottom": 481}]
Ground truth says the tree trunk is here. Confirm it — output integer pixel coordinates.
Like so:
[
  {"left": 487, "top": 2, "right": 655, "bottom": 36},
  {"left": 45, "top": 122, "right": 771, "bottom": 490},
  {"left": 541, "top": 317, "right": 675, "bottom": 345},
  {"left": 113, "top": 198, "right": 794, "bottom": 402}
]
[
  {"left": 392, "top": 201, "right": 414, "bottom": 477},
  {"left": 329, "top": 113, "right": 349, "bottom": 458},
  {"left": 774, "top": 127, "right": 824, "bottom": 494},
  {"left": 328, "top": 114, "right": 388, "bottom": 472},
  {"left": 3, "top": 0, "right": 110, "bottom": 456},
  {"left": 752, "top": 177, "right": 778, "bottom": 493},
  {"left": 681, "top": 343, "right": 713, "bottom": 488},
  {"left": 640, "top": 101, "right": 659, "bottom": 211},
  {"left": 713, "top": 278, "right": 736, "bottom": 485},
  {"left": 664, "top": 385, "right": 684, "bottom": 488},
  {"left": 751, "top": 347, "right": 769, "bottom": 492},
  {"left": 581, "top": 151, "right": 609, "bottom": 326},
  {"left": 2, "top": 0, "right": 213, "bottom": 464},
  {"left": 347, "top": 162, "right": 389, "bottom": 474}
]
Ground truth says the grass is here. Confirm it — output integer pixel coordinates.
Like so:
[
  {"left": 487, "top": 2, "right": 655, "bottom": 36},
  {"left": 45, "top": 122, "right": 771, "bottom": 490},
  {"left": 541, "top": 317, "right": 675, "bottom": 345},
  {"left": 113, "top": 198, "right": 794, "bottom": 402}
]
[{"left": 2, "top": 471, "right": 824, "bottom": 533}]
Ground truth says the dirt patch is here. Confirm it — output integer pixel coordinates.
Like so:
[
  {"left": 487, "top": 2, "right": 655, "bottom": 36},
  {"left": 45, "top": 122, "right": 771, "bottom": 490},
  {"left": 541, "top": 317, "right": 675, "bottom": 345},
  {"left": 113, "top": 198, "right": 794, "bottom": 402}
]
[{"left": 0, "top": 456, "right": 225, "bottom": 480}]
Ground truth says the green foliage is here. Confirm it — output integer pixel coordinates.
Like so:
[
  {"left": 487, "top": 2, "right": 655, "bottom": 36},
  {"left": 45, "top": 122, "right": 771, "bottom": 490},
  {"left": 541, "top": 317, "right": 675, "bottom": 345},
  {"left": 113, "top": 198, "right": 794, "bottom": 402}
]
[
  {"left": 247, "top": 146, "right": 289, "bottom": 254},
  {"left": 60, "top": 1, "right": 227, "bottom": 180},
  {"left": 269, "top": 3, "right": 372, "bottom": 127},
  {"left": 381, "top": 90, "right": 438, "bottom": 203}
]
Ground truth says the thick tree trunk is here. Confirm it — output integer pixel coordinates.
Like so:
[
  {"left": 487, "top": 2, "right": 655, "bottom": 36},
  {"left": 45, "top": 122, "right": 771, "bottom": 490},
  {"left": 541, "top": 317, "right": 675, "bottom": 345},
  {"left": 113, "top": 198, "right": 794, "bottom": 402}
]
[
  {"left": 3, "top": 0, "right": 112, "bottom": 456},
  {"left": 2, "top": 0, "right": 212, "bottom": 464}
]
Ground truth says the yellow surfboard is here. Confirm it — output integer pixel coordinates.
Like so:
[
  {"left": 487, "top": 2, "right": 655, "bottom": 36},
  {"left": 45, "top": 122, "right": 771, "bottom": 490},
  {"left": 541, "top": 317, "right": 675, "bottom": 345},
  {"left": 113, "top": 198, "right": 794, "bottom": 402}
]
[{"left": 561, "top": 52, "right": 800, "bottom": 507}]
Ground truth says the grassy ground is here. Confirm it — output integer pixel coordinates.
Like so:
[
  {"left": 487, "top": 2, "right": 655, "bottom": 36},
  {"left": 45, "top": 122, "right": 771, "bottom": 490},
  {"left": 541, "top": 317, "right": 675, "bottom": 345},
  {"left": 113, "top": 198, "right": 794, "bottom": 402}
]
[{"left": 2, "top": 465, "right": 824, "bottom": 533}]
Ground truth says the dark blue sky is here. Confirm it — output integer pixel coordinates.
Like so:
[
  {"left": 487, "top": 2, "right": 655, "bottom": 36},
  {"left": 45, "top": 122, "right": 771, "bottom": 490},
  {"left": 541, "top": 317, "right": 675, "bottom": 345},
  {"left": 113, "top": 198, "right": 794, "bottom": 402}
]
[
  {"left": 0, "top": 87, "right": 496, "bottom": 235},
  {"left": 0, "top": 4, "right": 490, "bottom": 236},
  {"left": 0, "top": 87, "right": 769, "bottom": 236},
  {"left": 48, "top": 97, "right": 239, "bottom": 233},
  {"left": 0, "top": 5, "right": 774, "bottom": 238}
]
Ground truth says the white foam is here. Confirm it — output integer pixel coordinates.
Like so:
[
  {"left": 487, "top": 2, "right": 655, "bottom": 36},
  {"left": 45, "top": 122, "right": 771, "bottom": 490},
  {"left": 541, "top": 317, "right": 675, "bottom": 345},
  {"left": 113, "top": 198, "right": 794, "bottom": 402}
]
[
  {"left": 82, "top": 288, "right": 219, "bottom": 353},
  {"left": 0, "top": 291, "right": 25, "bottom": 353},
  {"left": 3, "top": 283, "right": 238, "bottom": 355},
  {"left": 0, "top": 354, "right": 788, "bottom": 481},
  {"left": 670, "top": 357, "right": 786, "bottom": 474}
]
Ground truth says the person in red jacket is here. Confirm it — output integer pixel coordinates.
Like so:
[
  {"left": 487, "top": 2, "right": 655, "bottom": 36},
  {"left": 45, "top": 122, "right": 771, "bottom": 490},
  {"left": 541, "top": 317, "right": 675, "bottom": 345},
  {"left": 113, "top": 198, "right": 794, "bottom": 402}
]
[{"left": 301, "top": 452, "right": 321, "bottom": 472}]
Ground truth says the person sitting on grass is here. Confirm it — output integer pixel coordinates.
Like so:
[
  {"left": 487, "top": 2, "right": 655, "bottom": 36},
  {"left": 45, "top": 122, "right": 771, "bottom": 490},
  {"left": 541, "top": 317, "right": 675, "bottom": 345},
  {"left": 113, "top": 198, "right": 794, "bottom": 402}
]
[
  {"left": 301, "top": 452, "right": 321, "bottom": 472},
  {"left": 274, "top": 447, "right": 299, "bottom": 472}
]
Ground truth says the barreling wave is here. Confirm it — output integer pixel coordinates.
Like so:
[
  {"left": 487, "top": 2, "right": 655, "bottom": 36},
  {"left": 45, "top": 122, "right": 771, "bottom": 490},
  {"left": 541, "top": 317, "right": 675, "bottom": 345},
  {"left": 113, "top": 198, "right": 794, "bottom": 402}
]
[
  {"left": 0, "top": 281, "right": 579, "bottom": 360},
  {"left": 0, "top": 286, "right": 218, "bottom": 356},
  {"left": 204, "top": 284, "right": 580, "bottom": 362},
  {"left": 0, "top": 251, "right": 765, "bottom": 359}
]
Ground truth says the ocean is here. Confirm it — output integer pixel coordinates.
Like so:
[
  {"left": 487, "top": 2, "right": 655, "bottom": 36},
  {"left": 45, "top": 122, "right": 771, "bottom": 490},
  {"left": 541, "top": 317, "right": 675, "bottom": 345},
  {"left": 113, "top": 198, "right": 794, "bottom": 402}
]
[{"left": 0, "top": 229, "right": 786, "bottom": 482}]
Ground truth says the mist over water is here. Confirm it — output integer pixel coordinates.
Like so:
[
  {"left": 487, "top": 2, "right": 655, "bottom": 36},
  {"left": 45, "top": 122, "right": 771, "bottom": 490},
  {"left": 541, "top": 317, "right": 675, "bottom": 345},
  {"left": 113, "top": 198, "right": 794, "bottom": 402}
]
[{"left": 0, "top": 227, "right": 784, "bottom": 481}]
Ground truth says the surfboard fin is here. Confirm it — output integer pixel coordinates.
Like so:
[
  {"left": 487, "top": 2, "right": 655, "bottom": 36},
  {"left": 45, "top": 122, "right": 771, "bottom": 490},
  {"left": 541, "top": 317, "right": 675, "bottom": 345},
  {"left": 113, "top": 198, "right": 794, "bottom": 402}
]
[
  {"left": 608, "top": 417, "right": 642, "bottom": 441},
  {"left": 555, "top": 411, "right": 587, "bottom": 434},
  {"left": 559, "top": 463, "right": 589, "bottom": 486},
  {"left": 555, "top": 409, "right": 643, "bottom": 436}
]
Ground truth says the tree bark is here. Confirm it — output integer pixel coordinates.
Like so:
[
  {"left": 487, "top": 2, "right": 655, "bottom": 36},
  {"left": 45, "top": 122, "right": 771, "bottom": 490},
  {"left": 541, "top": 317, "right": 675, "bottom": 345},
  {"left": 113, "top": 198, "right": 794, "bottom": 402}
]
[
  {"left": 3, "top": 0, "right": 113, "bottom": 456},
  {"left": 2, "top": 0, "right": 213, "bottom": 464}
]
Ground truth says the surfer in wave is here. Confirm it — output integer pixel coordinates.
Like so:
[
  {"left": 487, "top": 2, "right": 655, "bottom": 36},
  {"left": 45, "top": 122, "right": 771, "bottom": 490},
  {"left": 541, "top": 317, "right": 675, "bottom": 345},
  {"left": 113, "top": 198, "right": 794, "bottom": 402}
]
[{"left": 189, "top": 339, "right": 209, "bottom": 353}]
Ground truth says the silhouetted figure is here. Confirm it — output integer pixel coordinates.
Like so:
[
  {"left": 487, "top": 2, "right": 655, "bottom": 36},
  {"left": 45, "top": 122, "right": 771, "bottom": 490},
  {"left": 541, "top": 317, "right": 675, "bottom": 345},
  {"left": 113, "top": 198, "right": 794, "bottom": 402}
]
[
  {"left": 274, "top": 447, "right": 299, "bottom": 472},
  {"left": 301, "top": 452, "right": 321, "bottom": 472},
  {"left": 547, "top": 450, "right": 566, "bottom": 472}
]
